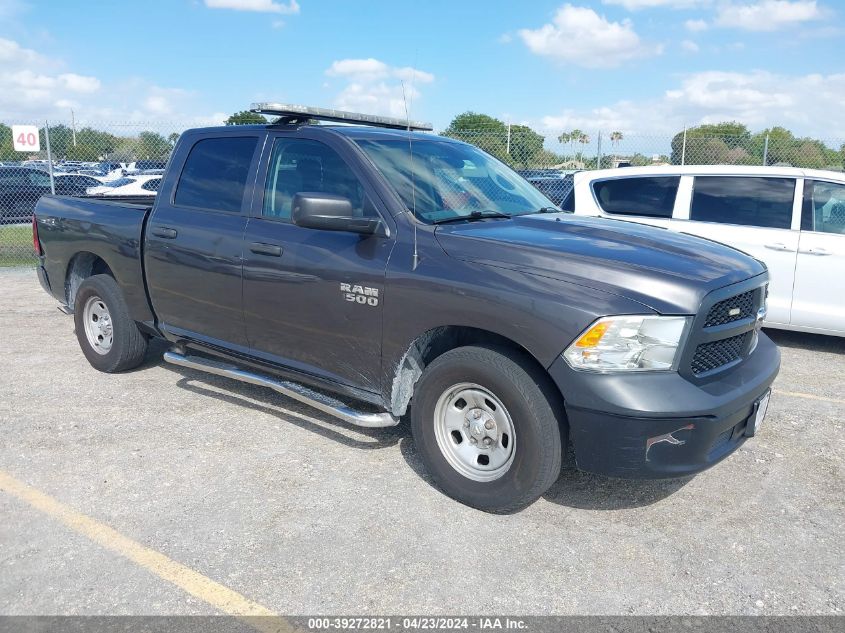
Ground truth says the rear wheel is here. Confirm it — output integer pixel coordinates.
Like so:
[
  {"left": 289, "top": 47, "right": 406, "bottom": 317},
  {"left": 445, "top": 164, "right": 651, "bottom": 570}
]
[
  {"left": 411, "top": 345, "right": 564, "bottom": 513},
  {"left": 73, "top": 274, "right": 148, "bottom": 372}
]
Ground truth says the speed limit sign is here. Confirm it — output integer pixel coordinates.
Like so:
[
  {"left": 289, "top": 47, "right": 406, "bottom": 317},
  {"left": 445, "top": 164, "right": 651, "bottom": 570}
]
[{"left": 12, "top": 125, "right": 41, "bottom": 152}]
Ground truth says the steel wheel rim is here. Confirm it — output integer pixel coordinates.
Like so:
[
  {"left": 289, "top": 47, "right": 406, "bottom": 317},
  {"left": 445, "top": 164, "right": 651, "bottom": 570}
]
[
  {"left": 82, "top": 295, "right": 113, "bottom": 355},
  {"left": 433, "top": 382, "right": 516, "bottom": 482}
]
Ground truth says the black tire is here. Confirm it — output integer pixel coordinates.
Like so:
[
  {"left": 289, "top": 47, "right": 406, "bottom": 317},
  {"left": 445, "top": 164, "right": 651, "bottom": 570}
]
[
  {"left": 410, "top": 345, "right": 564, "bottom": 513},
  {"left": 73, "top": 274, "right": 148, "bottom": 373}
]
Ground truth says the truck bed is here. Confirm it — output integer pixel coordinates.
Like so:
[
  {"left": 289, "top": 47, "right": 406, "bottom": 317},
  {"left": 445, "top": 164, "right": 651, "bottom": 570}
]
[{"left": 35, "top": 195, "right": 156, "bottom": 325}]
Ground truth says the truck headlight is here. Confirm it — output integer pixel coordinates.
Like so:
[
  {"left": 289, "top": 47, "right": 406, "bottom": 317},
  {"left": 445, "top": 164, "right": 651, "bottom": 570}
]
[{"left": 563, "top": 315, "right": 690, "bottom": 372}]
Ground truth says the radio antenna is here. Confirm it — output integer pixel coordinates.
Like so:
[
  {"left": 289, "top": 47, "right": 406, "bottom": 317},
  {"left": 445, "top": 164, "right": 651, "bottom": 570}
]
[{"left": 401, "top": 80, "right": 420, "bottom": 270}]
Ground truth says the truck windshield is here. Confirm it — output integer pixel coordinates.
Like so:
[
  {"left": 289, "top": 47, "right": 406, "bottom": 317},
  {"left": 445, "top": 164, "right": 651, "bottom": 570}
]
[{"left": 356, "top": 138, "right": 556, "bottom": 223}]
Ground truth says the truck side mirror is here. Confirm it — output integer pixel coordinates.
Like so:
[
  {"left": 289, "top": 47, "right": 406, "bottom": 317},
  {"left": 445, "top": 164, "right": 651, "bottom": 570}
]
[{"left": 292, "top": 193, "right": 385, "bottom": 236}]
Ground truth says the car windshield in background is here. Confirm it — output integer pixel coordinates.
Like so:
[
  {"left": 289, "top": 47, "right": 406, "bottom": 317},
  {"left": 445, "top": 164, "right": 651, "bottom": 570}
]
[{"left": 356, "top": 139, "right": 556, "bottom": 224}]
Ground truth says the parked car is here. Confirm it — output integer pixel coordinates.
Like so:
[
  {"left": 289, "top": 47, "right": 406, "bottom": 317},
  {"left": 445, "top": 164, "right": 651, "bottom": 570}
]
[
  {"left": 568, "top": 165, "right": 845, "bottom": 336},
  {"left": 33, "top": 105, "right": 779, "bottom": 512},
  {"left": 518, "top": 169, "right": 577, "bottom": 206},
  {"left": 86, "top": 174, "right": 162, "bottom": 196},
  {"left": 53, "top": 174, "right": 105, "bottom": 190},
  {"left": 126, "top": 160, "right": 167, "bottom": 174},
  {"left": 0, "top": 167, "right": 89, "bottom": 221}
]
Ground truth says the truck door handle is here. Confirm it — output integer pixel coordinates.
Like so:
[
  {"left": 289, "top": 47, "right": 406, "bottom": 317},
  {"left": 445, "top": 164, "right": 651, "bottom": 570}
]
[
  {"left": 764, "top": 242, "right": 792, "bottom": 252},
  {"left": 151, "top": 226, "right": 177, "bottom": 239},
  {"left": 249, "top": 242, "right": 283, "bottom": 257},
  {"left": 799, "top": 248, "right": 831, "bottom": 256}
]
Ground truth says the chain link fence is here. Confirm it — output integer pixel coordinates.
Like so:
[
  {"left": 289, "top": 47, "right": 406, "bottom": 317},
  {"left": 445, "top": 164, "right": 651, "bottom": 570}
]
[
  {"left": 2, "top": 119, "right": 844, "bottom": 266},
  {"left": 1, "top": 120, "right": 179, "bottom": 266}
]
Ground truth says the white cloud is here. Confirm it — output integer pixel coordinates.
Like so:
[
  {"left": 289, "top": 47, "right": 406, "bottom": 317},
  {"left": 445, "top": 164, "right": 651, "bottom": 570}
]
[
  {"left": 0, "top": 37, "right": 222, "bottom": 128},
  {"left": 0, "top": 39, "right": 102, "bottom": 119},
  {"left": 204, "top": 0, "right": 299, "bottom": 14},
  {"left": 715, "top": 1, "right": 820, "bottom": 31},
  {"left": 681, "top": 39, "right": 700, "bottom": 52},
  {"left": 538, "top": 70, "right": 845, "bottom": 139},
  {"left": 685, "top": 18, "right": 708, "bottom": 31},
  {"left": 326, "top": 58, "right": 390, "bottom": 82},
  {"left": 0, "top": 37, "right": 46, "bottom": 65},
  {"left": 603, "top": 0, "right": 708, "bottom": 9},
  {"left": 518, "top": 4, "right": 662, "bottom": 68},
  {"left": 58, "top": 73, "right": 100, "bottom": 93},
  {"left": 325, "top": 58, "right": 434, "bottom": 119}
]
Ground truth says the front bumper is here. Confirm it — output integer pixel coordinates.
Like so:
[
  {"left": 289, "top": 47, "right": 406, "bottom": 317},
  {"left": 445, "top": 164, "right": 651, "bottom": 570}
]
[{"left": 548, "top": 332, "right": 780, "bottom": 479}]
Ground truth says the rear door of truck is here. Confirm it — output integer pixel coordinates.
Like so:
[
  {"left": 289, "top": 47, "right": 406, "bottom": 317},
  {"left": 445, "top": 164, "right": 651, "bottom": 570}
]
[{"left": 143, "top": 130, "right": 264, "bottom": 349}]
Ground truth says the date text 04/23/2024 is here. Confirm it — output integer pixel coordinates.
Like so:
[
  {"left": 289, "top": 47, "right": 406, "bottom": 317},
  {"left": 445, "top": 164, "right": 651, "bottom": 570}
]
[{"left": 307, "top": 617, "right": 528, "bottom": 630}]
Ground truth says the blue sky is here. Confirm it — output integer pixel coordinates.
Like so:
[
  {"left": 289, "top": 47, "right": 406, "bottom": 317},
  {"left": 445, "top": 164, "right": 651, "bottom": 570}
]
[{"left": 1, "top": 0, "right": 842, "bottom": 142}]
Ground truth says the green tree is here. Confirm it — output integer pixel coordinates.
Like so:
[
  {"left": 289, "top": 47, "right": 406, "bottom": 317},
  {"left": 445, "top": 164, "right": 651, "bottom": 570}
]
[
  {"left": 0, "top": 124, "right": 15, "bottom": 160},
  {"left": 442, "top": 112, "right": 509, "bottom": 161},
  {"left": 508, "top": 124, "right": 545, "bottom": 168},
  {"left": 671, "top": 122, "right": 752, "bottom": 165},
  {"left": 67, "top": 127, "right": 120, "bottom": 161},
  {"left": 35, "top": 124, "right": 75, "bottom": 159},
  {"left": 135, "top": 131, "right": 172, "bottom": 160},
  {"left": 226, "top": 110, "right": 268, "bottom": 126}
]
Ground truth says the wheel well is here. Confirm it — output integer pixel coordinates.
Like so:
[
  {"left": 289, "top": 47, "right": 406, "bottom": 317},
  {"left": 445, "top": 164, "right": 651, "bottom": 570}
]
[
  {"left": 65, "top": 252, "right": 114, "bottom": 308},
  {"left": 388, "top": 326, "right": 562, "bottom": 417}
]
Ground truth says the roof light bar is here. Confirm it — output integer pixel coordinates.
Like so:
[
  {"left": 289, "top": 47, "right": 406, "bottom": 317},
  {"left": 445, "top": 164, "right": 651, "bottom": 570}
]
[{"left": 250, "top": 102, "right": 433, "bottom": 131}]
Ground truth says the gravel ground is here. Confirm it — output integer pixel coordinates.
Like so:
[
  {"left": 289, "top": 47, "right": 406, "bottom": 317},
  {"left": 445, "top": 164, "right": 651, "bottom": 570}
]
[{"left": 0, "top": 267, "right": 842, "bottom": 616}]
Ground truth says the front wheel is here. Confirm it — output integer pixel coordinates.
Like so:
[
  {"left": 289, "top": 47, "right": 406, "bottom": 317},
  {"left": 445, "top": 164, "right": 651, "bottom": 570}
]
[
  {"left": 411, "top": 345, "right": 564, "bottom": 513},
  {"left": 73, "top": 274, "right": 148, "bottom": 373}
]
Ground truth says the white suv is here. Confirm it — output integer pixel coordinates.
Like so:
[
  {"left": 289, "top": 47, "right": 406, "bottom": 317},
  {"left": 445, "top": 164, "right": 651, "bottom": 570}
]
[{"left": 565, "top": 165, "right": 845, "bottom": 336}]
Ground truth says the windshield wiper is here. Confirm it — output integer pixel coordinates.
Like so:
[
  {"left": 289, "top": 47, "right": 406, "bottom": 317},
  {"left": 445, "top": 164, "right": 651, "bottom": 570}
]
[
  {"left": 433, "top": 210, "right": 512, "bottom": 225},
  {"left": 525, "top": 206, "right": 560, "bottom": 215}
]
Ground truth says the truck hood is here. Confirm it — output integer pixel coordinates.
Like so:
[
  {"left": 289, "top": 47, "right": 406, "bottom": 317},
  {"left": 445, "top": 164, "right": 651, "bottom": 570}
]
[{"left": 434, "top": 214, "right": 766, "bottom": 314}]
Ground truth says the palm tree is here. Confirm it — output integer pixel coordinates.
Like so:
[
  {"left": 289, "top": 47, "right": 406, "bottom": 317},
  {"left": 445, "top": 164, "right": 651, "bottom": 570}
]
[
  {"left": 610, "top": 131, "right": 623, "bottom": 150},
  {"left": 610, "top": 131, "right": 623, "bottom": 165},
  {"left": 576, "top": 132, "right": 590, "bottom": 163},
  {"left": 557, "top": 131, "right": 572, "bottom": 159}
]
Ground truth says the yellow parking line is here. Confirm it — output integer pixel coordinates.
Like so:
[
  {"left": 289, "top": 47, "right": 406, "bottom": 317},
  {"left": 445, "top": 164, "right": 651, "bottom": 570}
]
[
  {"left": 0, "top": 469, "right": 289, "bottom": 633},
  {"left": 774, "top": 390, "right": 845, "bottom": 405}
]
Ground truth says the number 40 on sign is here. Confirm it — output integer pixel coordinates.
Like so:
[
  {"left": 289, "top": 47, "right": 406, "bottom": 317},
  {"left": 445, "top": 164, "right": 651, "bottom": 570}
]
[{"left": 12, "top": 125, "right": 41, "bottom": 152}]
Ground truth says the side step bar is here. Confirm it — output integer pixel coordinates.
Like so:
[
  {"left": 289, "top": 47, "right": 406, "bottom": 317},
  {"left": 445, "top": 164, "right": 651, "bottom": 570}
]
[{"left": 163, "top": 351, "right": 399, "bottom": 428}]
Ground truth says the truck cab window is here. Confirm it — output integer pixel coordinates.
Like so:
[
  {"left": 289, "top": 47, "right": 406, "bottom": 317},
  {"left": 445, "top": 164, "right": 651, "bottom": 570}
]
[
  {"left": 174, "top": 136, "right": 257, "bottom": 213},
  {"left": 262, "top": 138, "right": 371, "bottom": 221}
]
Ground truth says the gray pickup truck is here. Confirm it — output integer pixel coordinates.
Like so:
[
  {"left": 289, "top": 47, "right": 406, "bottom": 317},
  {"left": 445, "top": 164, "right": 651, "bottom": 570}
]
[{"left": 33, "top": 104, "right": 780, "bottom": 512}]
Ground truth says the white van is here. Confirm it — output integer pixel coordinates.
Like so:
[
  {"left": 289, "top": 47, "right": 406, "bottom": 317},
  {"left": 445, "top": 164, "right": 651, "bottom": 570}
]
[{"left": 566, "top": 165, "right": 845, "bottom": 336}]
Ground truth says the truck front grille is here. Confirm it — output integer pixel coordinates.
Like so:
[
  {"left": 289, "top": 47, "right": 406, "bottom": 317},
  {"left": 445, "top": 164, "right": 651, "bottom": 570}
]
[
  {"left": 703, "top": 290, "right": 755, "bottom": 328},
  {"left": 691, "top": 332, "right": 750, "bottom": 375}
]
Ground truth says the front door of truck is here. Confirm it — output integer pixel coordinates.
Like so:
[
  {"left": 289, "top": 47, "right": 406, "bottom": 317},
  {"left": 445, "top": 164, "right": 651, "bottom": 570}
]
[
  {"left": 241, "top": 133, "right": 394, "bottom": 394},
  {"left": 144, "top": 133, "right": 262, "bottom": 348}
]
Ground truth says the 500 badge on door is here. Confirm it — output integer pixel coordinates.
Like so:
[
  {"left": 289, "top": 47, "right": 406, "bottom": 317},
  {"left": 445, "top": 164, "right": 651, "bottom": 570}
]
[{"left": 340, "top": 282, "right": 379, "bottom": 306}]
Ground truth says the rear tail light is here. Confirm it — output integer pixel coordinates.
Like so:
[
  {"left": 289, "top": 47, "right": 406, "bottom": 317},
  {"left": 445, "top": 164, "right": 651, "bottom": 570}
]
[{"left": 32, "top": 216, "right": 42, "bottom": 256}]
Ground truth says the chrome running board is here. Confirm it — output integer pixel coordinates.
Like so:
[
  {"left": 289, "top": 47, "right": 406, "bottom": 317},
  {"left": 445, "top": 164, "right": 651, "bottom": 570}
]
[{"left": 164, "top": 351, "right": 399, "bottom": 428}]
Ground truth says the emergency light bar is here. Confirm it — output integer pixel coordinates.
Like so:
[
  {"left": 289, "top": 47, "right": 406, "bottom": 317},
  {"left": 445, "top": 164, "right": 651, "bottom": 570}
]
[{"left": 250, "top": 103, "right": 433, "bottom": 132}]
